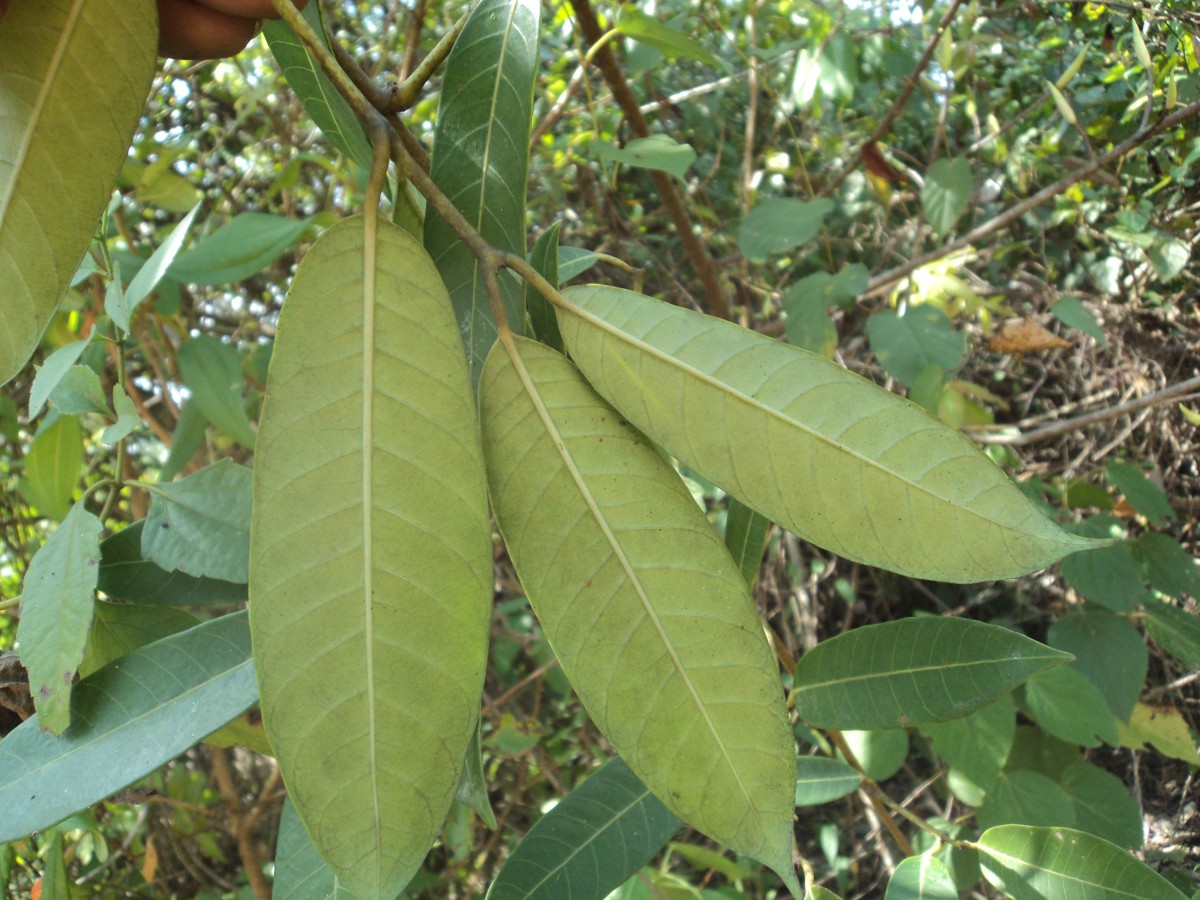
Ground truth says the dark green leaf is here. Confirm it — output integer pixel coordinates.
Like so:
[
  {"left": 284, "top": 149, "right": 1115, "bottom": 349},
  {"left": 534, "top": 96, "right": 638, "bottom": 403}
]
[
  {"left": 1048, "top": 609, "right": 1147, "bottom": 722},
  {"left": 160, "top": 398, "right": 207, "bottom": 483},
  {"left": 274, "top": 796, "right": 356, "bottom": 900},
  {"left": 794, "top": 756, "right": 862, "bottom": 806},
  {"left": 1059, "top": 761, "right": 1143, "bottom": 849},
  {"left": 177, "top": 335, "right": 256, "bottom": 449},
  {"left": 594, "top": 135, "right": 697, "bottom": 180},
  {"left": 920, "top": 693, "right": 1015, "bottom": 804},
  {"left": 977, "top": 770, "right": 1076, "bottom": 830},
  {"left": 169, "top": 213, "right": 312, "bottom": 285},
  {"left": 1049, "top": 297, "right": 1107, "bottom": 346},
  {"left": 20, "top": 415, "right": 83, "bottom": 520},
  {"left": 884, "top": 853, "right": 957, "bottom": 900},
  {"left": 486, "top": 758, "right": 680, "bottom": 899},
  {"left": 922, "top": 158, "right": 973, "bottom": 236},
  {"left": 783, "top": 281, "right": 837, "bottom": 357},
  {"left": 1107, "top": 461, "right": 1175, "bottom": 525},
  {"left": 1020, "top": 666, "right": 1119, "bottom": 748},
  {"left": 527, "top": 220, "right": 564, "bottom": 352},
  {"left": 615, "top": 7, "right": 722, "bottom": 69},
  {"left": 1006, "top": 725, "right": 1082, "bottom": 780},
  {"left": 98, "top": 520, "right": 246, "bottom": 605},
  {"left": 79, "top": 601, "right": 199, "bottom": 677},
  {"left": 724, "top": 498, "right": 771, "bottom": 587},
  {"left": 1140, "top": 599, "right": 1200, "bottom": 670},
  {"left": 1132, "top": 533, "right": 1200, "bottom": 598},
  {"left": 1059, "top": 540, "right": 1148, "bottom": 612},
  {"left": 738, "top": 198, "right": 834, "bottom": 262},
  {"left": 867, "top": 307, "right": 967, "bottom": 387}
]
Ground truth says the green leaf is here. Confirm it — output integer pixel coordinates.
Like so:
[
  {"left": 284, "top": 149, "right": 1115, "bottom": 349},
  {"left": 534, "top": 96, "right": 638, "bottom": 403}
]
[
  {"left": 0, "top": 0, "right": 158, "bottom": 386},
  {"left": 176, "top": 334, "right": 257, "bottom": 449},
  {"left": 0, "top": 612, "right": 256, "bottom": 843},
  {"left": 1048, "top": 609, "right": 1147, "bottom": 722},
  {"left": 920, "top": 693, "right": 1015, "bottom": 804},
  {"left": 168, "top": 212, "right": 312, "bottom": 285},
  {"left": 274, "top": 796, "right": 356, "bottom": 900},
  {"left": 479, "top": 337, "right": 799, "bottom": 895},
  {"left": 615, "top": 6, "right": 722, "bottom": 69},
  {"left": 1131, "top": 533, "right": 1200, "bottom": 598},
  {"left": 794, "top": 756, "right": 862, "bottom": 806},
  {"left": 15, "top": 501, "right": 102, "bottom": 734},
  {"left": 48, "top": 364, "right": 111, "bottom": 416},
  {"left": 1006, "top": 725, "right": 1081, "bottom": 780},
  {"left": 160, "top": 397, "right": 207, "bottom": 483},
  {"left": 98, "top": 520, "right": 246, "bottom": 605},
  {"left": 922, "top": 158, "right": 973, "bottom": 236},
  {"left": 840, "top": 728, "right": 908, "bottom": 781},
  {"left": 738, "top": 198, "right": 834, "bottom": 262},
  {"left": 557, "top": 246, "right": 602, "bottom": 284},
  {"left": 792, "top": 617, "right": 1070, "bottom": 730},
  {"left": 724, "top": 498, "right": 771, "bottom": 587},
  {"left": 250, "top": 217, "right": 492, "bottom": 899},
  {"left": 79, "top": 600, "right": 199, "bottom": 677},
  {"left": 20, "top": 414, "right": 83, "bottom": 520},
  {"left": 101, "top": 384, "right": 140, "bottom": 445},
  {"left": 978, "top": 825, "right": 1187, "bottom": 899},
  {"left": 978, "top": 770, "right": 1076, "bottom": 831},
  {"left": 41, "top": 831, "right": 71, "bottom": 900},
  {"left": 1140, "top": 599, "right": 1200, "bottom": 670},
  {"left": 1059, "top": 539, "right": 1148, "bottom": 612},
  {"left": 594, "top": 135, "right": 697, "bottom": 180},
  {"left": 143, "top": 458, "right": 252, "bottom": 583},
  {"left": 1105, "top": 461, "right": 1176, "bottom": 526},
  {"left": 527, "top": 220, "right": 565, "bottom": 353},
  {"left": 1058, "top": 761, "right": 1143, "bottom": 849},
  {"left": 782, "top": 279, "right": 838, "bottom": 358},
  {"left": 486, "top": 758, "right": 680, "bottom": 900},
  {"left": 884, "top": 853, "right": 957, "bottom": 900},
  {"left": 456, "top": 722, "right": 497, "bottom": 830},
  {"left": 1148, "top": 238, "right": 1189, "bottom": 283},
  {"left": 117, "top": 202, "right": 200, "bottom": 329},
  {"left": 425, "top": 0, "right": 539, "bottom": 384},
  {"left": 263, "top": 3, "right": 372, "bottom": 170},
  {"left": 1049, "top": 297, "right": 1107, "bottom": 346},
  {"left": 866, "top": 306, "right": 967, "bottom": 387},
  {"left": 29, "top": 339, "right": 90, "bottom": 418},
  {"left": 556, "top": 285, "right": 1100, "bottom": 582},
  {"left": 1020, "top": 666, "right": 1120, "bottom": 748}
]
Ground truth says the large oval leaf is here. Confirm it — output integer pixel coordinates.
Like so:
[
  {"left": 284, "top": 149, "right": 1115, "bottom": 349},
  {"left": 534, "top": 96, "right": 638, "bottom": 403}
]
[
  {"left": 0, "top": 0, "right": 157, "bottom": 386},
  {"left": 250, "top": 217, "right": 492, "bottom": 898},
  {"left": 425, "top": 0, "right": 540, "bottom": 384},
  {"left": 977, "top": 825, "right": 1187, "bottom": 899},
  {"left": 0, "top": 612, "right": 256, "bottom": 843},
  {"left": 557, "top": 285, "right": 1099, "bottom": 583},
  {"left": 792, "top": 617, "right": 1072, "bottom": 730},
  {"left": 479, "top": 337, "right": 800, "bottom": 895}
]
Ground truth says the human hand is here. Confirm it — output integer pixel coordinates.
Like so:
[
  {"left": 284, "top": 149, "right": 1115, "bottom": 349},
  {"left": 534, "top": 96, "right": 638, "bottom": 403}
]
[{"left": 156, "top": 0, "right": 309, "bottom": 60}]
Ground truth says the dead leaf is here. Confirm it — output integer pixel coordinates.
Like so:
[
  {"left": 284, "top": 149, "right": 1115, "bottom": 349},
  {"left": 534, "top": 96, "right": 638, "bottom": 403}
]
[{"left": 987, "top": 318, "right": 1071, "bottom": 353}]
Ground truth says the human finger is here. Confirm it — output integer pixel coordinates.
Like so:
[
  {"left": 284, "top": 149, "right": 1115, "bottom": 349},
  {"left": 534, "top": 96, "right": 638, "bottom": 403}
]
[{"left": 157, "top": 0, "right": 261, "bottom": 60}]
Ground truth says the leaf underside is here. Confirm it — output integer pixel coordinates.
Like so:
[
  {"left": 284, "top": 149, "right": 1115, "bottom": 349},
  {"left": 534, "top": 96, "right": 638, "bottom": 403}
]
[
  {"left": 0, "top": 0, "right": 157, "bottom": 385},
  {"left": 250, "top": 217, "right": 492, "bottom": 899},
  {"left": 557, "top": 285, "right": 1099, "bottom": 583},
  {"left": 479, "top": 337, "right": 798, "bottom": 892}
]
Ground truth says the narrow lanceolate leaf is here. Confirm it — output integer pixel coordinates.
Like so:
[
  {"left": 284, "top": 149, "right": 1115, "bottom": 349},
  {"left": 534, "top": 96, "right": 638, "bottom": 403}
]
[
  {"left": 480, "top": 338, "right": 800, "bottom": 895},
  {"left": 0, "top": 0, "right": 157, "bottom": 386},
  {"left": 425, "top": 0, "right": 540, "bottom": 384},
  {"left": 557, "top": 286, "right": 1100, "bottom": 583},
  {"left": 486, "top": 758, "right": 680, "bottom": 900},
  {"left": 792, "top": 617, "right": 1072, "bottom": 730},
  {"left": 15, "top": 500, "right": 102, "bottom": 734},
  {"left": 0, "top": 612, "right": 256, "bottom": 843},
  {"left": 250, "top": 217, "right": 492, "bottom": 899},
  {"left": 977, "top": 825, "right": 1187, "bottom": 900}
]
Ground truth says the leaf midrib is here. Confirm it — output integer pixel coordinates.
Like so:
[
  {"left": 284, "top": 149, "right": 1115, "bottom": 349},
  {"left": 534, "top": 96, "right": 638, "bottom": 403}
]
[{"left": 794, "top": 652, "right": 1065, "bottom": 693}]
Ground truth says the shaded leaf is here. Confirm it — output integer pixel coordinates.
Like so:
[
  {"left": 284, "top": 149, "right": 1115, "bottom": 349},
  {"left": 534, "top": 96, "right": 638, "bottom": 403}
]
[
  {"left": 557, "top": 285, "right": 1099, "bottom": 582},
  {"left": 738, "top": 198, "right": 834, "bottom": 262},
  {"left": 594, "top": 135, "right": 697, "bottom": 180},
  {"left": 1049, "top": 297, "right": 1107, "bottom": 346},
  {"left": 1106, "top": 461, "right": 1175, "bottom": 526},
  {"left": 1140, "top": 599, "right": 1200, "bottom": 670},
  {"left": 101, "top": 384, "right": 140, "bottom": 445},
  {"left": 1048, "top": 609, "right": 1147, "bottom": 722},
  {"left": 160, "top": 398, "right": 207, "bottom": 483},
  {"left": 79, "top": 601, "right": 198, "bottom": 678},
  {"left": 1059, "top": 761, "right": 1143, "bottom": 849},
  {"left": 724, "top": 498, "right": 771, "bottom": 588},
  {"left": 615, "top": 6, "right": 722, "bottom": 69},
  {"left": 177, "top": 334, "right": 256, "bottom": 449},
  {"left": 142, "top": 458, "right": 251, "bottom": 583},
  {"left": 250, "top": 218, "right": 492, "bottom": 898},
  {"left": 978, "top": 825, "right": 1186, "bottom": 899},
  {"left": 486, "top": 757, "right": 680, "bottom": 900},
  {"left": 794, "top": 756, "right": 862, "bottom": 806},
  {"left": 479, "top": 337, "right": 799, "bottom": 894},
  {"left": 557, "top": 247, "right": 602, "bottom": 284},
  {"left": 1059, "top": 539, "right": 1148, "bottom": 612},
  {"left": 20, "top": 415, "right": 83, "bottom": 520},
  {"left": 0, "top": 612, "right": 256, "bottom": 843},
  {"left": 884, "top": 853, "right": 957, "bottom": 900},
  {"left": 0, "top": 0, "right": 158, "bottom": 386},
  {"left": 48, "top": 364, "right": 110, "bottom": 416},
  {"left": 274, "top": 796, "right": 355, "bottom": 900},
  {"left": 922, "top": 158, "right": 973, "bottom": 236},
  {"left": 527, "top": 220, "right": 564, "bottom": 353},
  {"left": 978, "top": 770, "right": 1076, "bottom": 831},
  {"left": 1020, "top": 666, "right": 1119, "bottom": 748},
  {"left": 456, "top": 722, "right": 497, "bottom": 830},
  {"left": 29, "top": 339, "right": 90, "bottom": 419},
  {"left": 920, "top": 692, "right": 1015, "bottom": 805},
  {"left": 1132, "top": 533, "right": 1200, "bottom": 598},
  {"left": 793, "top": 617, "right": 1070, "bottom": 730},
  {"left": 867, "top": 307, "right": 967, "bottom": 387},
  {"left": 169, "top": 212, "right": 312, "bottom": 285},
  {"left": 425, "top": 0, "right": 539, "bottom": 384}
]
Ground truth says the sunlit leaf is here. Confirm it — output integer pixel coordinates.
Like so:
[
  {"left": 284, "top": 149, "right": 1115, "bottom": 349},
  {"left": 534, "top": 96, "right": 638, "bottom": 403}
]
[
  {"left": 1147, "top": 238, "right": 1189, "bottom": 282},
  {"left": 0, "top": 612, "right": 256, "bottom": 843},
  {"left": 867, "top": 306, "right": 967, "bottom": 387},
  {"left": 840, "top": 728, "right": 908, "bottom": 781},
  {"left": 594, "top": 135, "right": 697, "bottom": 180},
  {"left": 738, "top": 198, "right": 834, "bottom": 262},
  {"left": 29, "top": 339, "right": 90, "bottom": 419},
  {"left": 486, "top": 757, "right": 680, "bottom": 899},
  {"left": 1058, "top": 761, "right": 1143, "bottom": 849},
  {"left": 0, "top": 0, "right": 157, "bottom": 386},
  {"left": 557, "top": 285, "right": 1101, "bottom": 582},
  {"left": 425, "top": 0, "right": 539, "bottom": 384},
  {"left": 1117, "top": 702, "right": 1200, "bottom": 765},
  {"left": 20, "top": 415, "right": 83, "bottom": 521},
  {"left": 615, "top": 6, "right": 722, "bottom": 69},
  {"left": 479, "top": 337, "right": 800, "bottom": 895},
  {"left": 101, "top": 384, "right": 139, "bottom": 445},
  {"left": 169, "top": 212, "right": 313, "bottom": 285},
  {"left": 251, "top": 217, "right": 492, "bottom": 898},
  {"left": 15, "top": 501, "right": 102, "bottom": 734},
  {"left": 176, "top": 334, "right": 256, "bottom": 449},
  {"left": 792, "top": 617, "right": 1071, "bottom": 730},
  {"left": 977, "top": 825, "right": 1187, "bottom": 899}
]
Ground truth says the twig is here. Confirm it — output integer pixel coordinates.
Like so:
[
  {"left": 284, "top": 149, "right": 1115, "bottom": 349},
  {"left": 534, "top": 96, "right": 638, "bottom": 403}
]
[
  {"left": 826, "top": 731, "right": 913, "bottom": 858},
  {"left": 969, "top": 374, "right": 1200, "bottom": 446}
]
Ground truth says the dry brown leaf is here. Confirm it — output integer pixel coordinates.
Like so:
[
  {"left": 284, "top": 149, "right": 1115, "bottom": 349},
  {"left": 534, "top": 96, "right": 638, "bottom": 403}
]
[{"left": 987, "top": 318, "right": 1071, "bottom": 353}]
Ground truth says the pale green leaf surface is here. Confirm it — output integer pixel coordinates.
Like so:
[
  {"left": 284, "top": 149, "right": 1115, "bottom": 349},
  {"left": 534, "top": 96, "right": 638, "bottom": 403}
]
[
  {"left": 275, "top": 796, "right": 356, "bottom": 900},
  {"left": 262, "top": 3, "right": 372, "bottom": 170},
  {"left": 16, "top": 501, "right": 102, "bottom": 734},
  {"left": 594, "top": 135, "right": 697, "bottom": 180},
  {"left": 1049, "top": 297, "right": 1107, "bottom": 346},
  {"left": 978, "top": 770, "right": 1076, "bottom": 831},
  {"left": 1059, "top": 762, "right": 1143, "bottom": 849},
  {"left": 792, "top": 617, "right": 1071, "bottom": 729},
  {"left": 486, "top": 757, "right": 680, "bottom": 900},
  {"left": 29, "top": 339, "right": 90, "bottom": 418},
  {"left": 0, "top": 612, "right": 256, "bottom": 842},
  {"left": 98, "top": 519, "right": 246, "bottom": 605},
  {"left": 978, "top": 825, "right": 1186, "bottom": 899},
  {"left": 840, "top": 728, "right": 908, "bottom": 781},
  {"left": 250, "top": 218, "right": 492, "bottom": 899},
  {"left": 457, "top": 722, "right": 497, "bottom": 830},
  {"left": 48, "top": 364, "right": 110, "bottom": 416},
  {"left": 866, "top": 307, "right": 967, "bottom": 387},
  {"left": 557, "top": 247, "right": 601, "bottom": 284},
  {"left": 120, "top": 202, "right": 199, "bottom": 323},
  {"left": 169, "top": 212, "right": 312, "bottom": 285},
  {"left": 922, "top": 158, "right": 972, "bottom": 236},
  {"left": 143, "top": 458, "right": 251, "bottom": 583},
  {"left": 1148, "top": 238, "right": 1188, "bottom": 283},
  {"left": 557, "top": 285, "right": 1099, "bottom": 582},
  {"left": 425, "top": 0, "right": 539, "bottom": 384},
  {"left": 794, "top": 756, "right": 862, "bottom": 806},
  {"left": 884, "top": 853, "right": 957, "bottom": 900},
  {"left": 101, "top": 383, "right": 139, "bottom": 445},
  {"left": 738, "top": 198, "right": 834, "bottom": 262},
  {"left": 79, "top": 600, "right": 198, "bottom": 678},
  {"left": 20, "top": 414, "right": 82, "bottom": 520},
  {"left": 479, "top": 338, "right": 798, "bottom": 893},
  {"left": 177, "top": 334, "right": 256, "bottom": 448},
  {"left": 615, "top": 6, "right": 722, "bottom": 69},
  {"left": 0, "top": 0, "right": 158, "bottom": 386}
]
